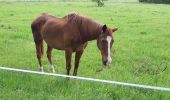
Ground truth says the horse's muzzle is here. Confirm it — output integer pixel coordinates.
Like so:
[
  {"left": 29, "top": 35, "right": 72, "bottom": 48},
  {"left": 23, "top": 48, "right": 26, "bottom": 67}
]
[
  {"left": 102, "top": 61, "right": 111, "bottom": 66},
  {"left": 102, "top": 60, "right": 107, "bottom": 66},
  {"left": 102, "top": 59, "right": 111, "bottom": 66}
]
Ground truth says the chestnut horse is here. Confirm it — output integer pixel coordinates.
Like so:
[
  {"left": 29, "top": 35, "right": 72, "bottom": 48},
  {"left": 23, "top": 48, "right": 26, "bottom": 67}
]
[{"left": 31, "top": 13, "right": 118, "bottom": 76}]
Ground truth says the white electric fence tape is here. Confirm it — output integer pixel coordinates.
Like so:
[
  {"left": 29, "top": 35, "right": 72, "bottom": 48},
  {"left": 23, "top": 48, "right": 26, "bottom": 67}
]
[{"left": 0, "top": 66, "right": 170, "bottom": 92}]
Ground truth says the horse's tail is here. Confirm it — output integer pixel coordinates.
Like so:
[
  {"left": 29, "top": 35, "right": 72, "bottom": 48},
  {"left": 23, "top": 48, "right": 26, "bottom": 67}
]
[{"left": 31, "top": 19, "right": 45, "bottom": 56}]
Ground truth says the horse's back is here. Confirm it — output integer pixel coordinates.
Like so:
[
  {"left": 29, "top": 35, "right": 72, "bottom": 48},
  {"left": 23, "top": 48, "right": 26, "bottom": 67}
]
[
  {"left": 41, "top": 18, "right": 67, "bottom": 50},
  {"left": 41, "top": 17, "right": 82, "bottom": 50},
  {"left": 31, "top": 13, "right": 56, "bottom": 31},
  {"left": 35, "top": 13, "right": 88, "bottom": 51}
]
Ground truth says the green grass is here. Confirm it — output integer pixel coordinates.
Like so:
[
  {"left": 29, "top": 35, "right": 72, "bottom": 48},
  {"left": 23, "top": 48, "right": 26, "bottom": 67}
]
[{"left": 0, "top": 1, "right": 170, "bottom": 100}]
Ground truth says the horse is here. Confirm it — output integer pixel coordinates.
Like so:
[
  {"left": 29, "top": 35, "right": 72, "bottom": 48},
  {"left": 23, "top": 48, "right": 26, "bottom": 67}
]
[{"left": 31, "top": 13, "right": 118, "bottom": 76}]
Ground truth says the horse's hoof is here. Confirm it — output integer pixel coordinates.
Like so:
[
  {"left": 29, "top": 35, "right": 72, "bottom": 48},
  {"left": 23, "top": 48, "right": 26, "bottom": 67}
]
[
  {"left": 50, "top": 69, "right": 55, "bottom": 73},
  {"left": 40, "top": 70, "right": 44, "bottom": 72},
  {"left": 50, "top": 65, "right": 55, "bottom": 73},
  {"left": 39, "top": 67, "right": 44, "bottom": 72}
]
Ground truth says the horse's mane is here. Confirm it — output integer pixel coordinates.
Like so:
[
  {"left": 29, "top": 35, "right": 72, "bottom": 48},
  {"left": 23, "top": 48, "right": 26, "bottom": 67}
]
[
  {"left": 63, "top": 13, "right": 103, "bottom": 41},
  {"left": 64, "top": 13, "right": 102, "bottom": 27}
]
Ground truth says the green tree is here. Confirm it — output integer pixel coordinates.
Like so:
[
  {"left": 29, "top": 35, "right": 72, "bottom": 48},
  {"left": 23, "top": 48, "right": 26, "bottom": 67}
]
[{"left": 92, "top": 0, "right": 107, "bottom": 7}]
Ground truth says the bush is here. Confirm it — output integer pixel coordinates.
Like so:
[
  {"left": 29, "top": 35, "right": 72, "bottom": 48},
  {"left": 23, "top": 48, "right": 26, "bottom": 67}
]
[
  {"left": 92, "top": 0, "right": 108, "bottom": 7},
  {"left": 139, "top": 0, "right": 170, "bottom": 4}
]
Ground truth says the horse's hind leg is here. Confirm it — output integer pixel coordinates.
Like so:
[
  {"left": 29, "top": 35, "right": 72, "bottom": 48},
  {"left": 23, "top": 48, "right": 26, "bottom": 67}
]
[
  {"left": 36, "top": 44, "right": 43, "bottom": 72},
  {"left": 46, "top": 45, "right": 55, "bottom": 73}
]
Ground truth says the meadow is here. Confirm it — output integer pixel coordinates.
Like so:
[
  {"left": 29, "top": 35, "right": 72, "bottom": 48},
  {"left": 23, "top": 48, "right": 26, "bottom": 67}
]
[{"left": 0, "top": 1, "right": 170, "bottom": 100}]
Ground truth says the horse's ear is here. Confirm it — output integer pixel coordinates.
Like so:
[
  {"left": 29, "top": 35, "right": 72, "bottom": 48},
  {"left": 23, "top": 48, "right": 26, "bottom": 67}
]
[
  {"left": 102, "top": 24, "right": 107, "bottom": 32},
  {"left": 112, "top": 28, "right": 118, "bottom": 33}
]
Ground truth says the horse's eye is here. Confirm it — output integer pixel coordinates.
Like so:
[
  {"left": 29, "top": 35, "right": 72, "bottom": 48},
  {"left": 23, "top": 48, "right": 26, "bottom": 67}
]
[
  {"left": 101, "top": 40, "right": 107, "bottom": 45},
  {"left": 101, "top": 39, "right": 106, "bottom": 43}
]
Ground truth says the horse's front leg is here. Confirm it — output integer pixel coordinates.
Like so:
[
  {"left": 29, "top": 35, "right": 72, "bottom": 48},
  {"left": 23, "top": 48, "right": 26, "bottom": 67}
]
[
  {"left": 73, "top": 50, "right": 84, "bottom": 76},
  {"left": 65, "top": 49, "right": 72, "bottom": 75},
  {"left": 73, "top": 42, "right": 87, "bottom": 76}
]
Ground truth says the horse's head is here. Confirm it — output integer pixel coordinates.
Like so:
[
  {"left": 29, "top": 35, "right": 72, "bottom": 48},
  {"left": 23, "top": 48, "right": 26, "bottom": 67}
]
[{"left": 97, "top": 24, "right": 118, "bottom": 66}]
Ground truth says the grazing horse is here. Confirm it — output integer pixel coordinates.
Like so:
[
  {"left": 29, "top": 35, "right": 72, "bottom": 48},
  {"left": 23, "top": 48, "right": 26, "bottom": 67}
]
[{"left": 31, "top": 13, "right": 118, "bottom": 76}]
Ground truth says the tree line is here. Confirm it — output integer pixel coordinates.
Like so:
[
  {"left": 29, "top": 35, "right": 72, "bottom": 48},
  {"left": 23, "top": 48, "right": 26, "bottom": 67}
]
[
  {"left": 139, "top": 0, "right": 170, "bottom": 4},
  {"left": 92, "top": 0, "right": 170, "bottom": 7}
]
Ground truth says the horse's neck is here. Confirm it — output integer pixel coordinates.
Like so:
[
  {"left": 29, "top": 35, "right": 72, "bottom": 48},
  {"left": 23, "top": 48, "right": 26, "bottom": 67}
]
[{"left": 80, "top": 21, "right": 102, "bottom": 42}]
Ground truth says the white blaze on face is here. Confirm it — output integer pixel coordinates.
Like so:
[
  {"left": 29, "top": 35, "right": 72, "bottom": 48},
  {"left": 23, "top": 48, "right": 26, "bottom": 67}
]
[{"left": 106, "top": 36, "right": 112, "bottom": 65}]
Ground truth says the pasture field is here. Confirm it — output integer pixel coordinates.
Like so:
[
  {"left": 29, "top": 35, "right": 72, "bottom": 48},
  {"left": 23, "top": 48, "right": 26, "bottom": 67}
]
[{"left": 0, "top": 1, "right": 170, "bottom": 100}]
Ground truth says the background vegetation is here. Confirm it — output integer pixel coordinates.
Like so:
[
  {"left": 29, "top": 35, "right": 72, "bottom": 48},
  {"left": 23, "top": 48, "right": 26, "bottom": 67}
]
[
  {"left": 139, "top": 0, "right": 170, "bottom": 4},
  {"left": 0, "top": 0, "right": 170, "bottom": 100}
]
